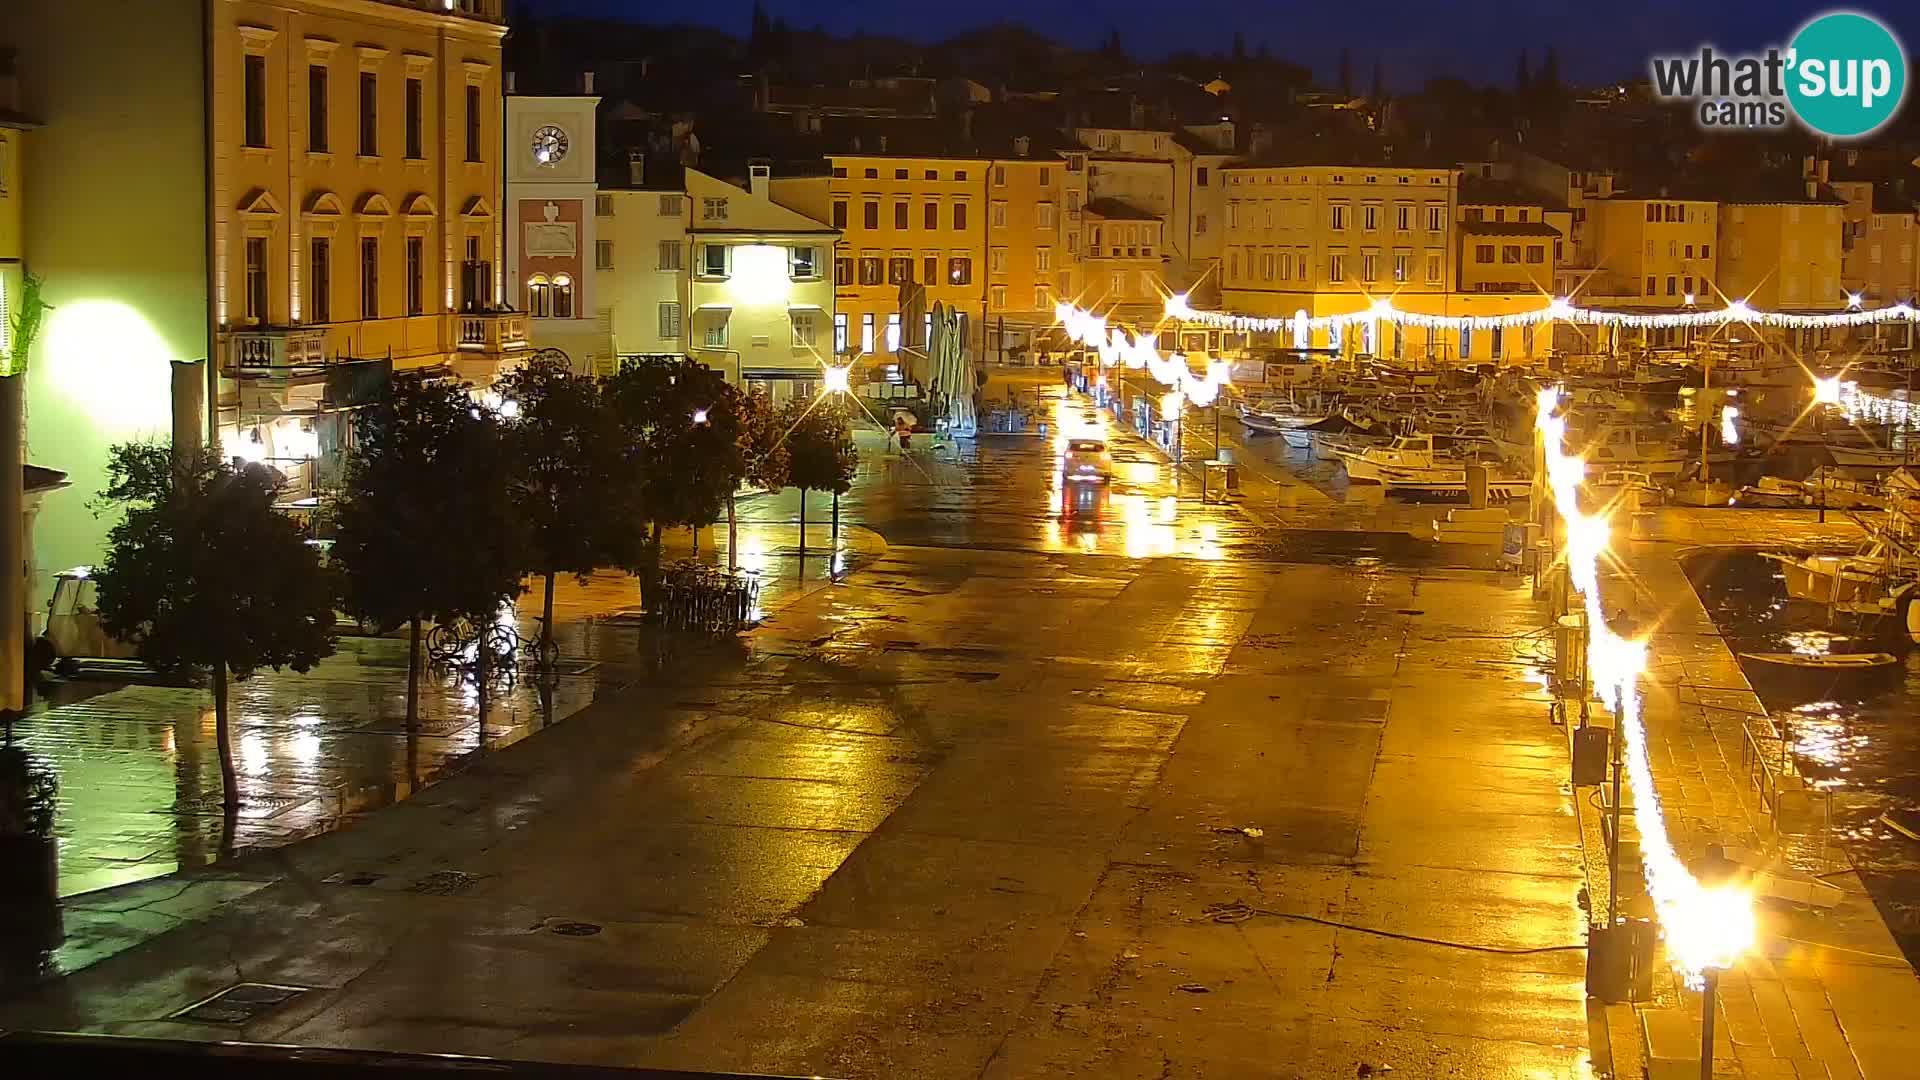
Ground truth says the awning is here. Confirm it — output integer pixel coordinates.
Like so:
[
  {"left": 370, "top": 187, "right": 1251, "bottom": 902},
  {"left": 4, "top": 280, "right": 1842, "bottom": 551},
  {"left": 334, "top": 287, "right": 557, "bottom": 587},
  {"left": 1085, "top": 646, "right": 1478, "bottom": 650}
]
[{"left": 323, "top": 358, "right": 394, "bottom": 408}]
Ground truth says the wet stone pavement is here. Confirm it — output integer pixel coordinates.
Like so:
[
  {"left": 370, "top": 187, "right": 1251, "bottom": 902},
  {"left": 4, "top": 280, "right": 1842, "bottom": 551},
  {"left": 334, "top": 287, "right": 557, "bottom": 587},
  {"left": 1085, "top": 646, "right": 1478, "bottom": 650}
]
[{"left": 0, "top": 384, "right": 1599, "bottom": 1077}]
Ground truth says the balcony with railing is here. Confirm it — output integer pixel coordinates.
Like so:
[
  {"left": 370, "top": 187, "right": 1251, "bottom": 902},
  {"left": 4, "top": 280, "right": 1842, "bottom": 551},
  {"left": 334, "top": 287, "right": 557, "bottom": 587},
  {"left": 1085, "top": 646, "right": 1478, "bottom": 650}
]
[
  {"left": 457, "top": 311, "right": 530, "bottom": 355},
  {"left": 227, "top": 326, "right": 329, "bottom": 377},
  {"left": 376, "top": 0, "right": 505, "bottom": 23}
]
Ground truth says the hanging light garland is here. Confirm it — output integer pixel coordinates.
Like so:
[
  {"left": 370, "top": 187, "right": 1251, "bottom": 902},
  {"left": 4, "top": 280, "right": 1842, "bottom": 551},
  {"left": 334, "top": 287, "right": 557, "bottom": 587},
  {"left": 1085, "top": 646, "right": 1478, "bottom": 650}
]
[
  {"left": 1163, "top": 293, "right": 1918, "bottom": 336},
  {"left": 1053, "top": 301, "right": 1233, "bottom": 408}
]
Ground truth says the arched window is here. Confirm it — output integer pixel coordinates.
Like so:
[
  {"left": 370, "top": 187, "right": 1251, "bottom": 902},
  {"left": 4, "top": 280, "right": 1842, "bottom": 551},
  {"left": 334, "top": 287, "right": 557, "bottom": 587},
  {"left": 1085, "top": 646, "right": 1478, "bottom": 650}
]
[
  {"left": 527, "top": 274, "right": 551, "bottom": 317},
  {"left": 552, "top": 273, "right": 574, "bottom": 319}
]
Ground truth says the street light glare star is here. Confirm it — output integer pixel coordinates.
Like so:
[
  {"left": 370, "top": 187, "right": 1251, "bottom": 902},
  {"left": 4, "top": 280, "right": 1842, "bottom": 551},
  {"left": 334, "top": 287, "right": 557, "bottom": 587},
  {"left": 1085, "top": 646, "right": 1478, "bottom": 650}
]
[
  {"left": 821, "top": 364, "right": 852, "bottom": 395},
  {"left": 692, "top": 408, "right": 709, "bottom": 425}
]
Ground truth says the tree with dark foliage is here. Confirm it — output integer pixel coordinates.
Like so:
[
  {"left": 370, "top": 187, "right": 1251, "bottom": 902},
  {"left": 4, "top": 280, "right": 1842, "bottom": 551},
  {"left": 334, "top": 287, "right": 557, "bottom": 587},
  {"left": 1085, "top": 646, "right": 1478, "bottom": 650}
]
[
  {"left": 334, "top": 376, "right": 526, "bottom": 726},
  {"left": 498, "top": 357, "right": 641, "bottom": 653},
  {"left": 93, "top": 445, "right": 335, "bottom": 810}
]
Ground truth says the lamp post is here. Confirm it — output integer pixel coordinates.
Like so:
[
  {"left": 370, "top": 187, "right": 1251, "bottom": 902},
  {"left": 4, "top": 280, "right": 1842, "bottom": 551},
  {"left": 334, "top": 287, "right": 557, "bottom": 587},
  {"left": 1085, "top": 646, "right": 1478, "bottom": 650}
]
[{"left": 1700, "top": 967, "right": 1722, "bottom": 1080}]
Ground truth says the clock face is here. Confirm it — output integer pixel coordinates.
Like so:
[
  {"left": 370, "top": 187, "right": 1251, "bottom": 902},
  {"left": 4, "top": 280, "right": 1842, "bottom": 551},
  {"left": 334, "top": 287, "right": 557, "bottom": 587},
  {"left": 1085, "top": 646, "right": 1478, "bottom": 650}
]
[{"left": 531, "top": 124, "right": 570, "bottom": 166}]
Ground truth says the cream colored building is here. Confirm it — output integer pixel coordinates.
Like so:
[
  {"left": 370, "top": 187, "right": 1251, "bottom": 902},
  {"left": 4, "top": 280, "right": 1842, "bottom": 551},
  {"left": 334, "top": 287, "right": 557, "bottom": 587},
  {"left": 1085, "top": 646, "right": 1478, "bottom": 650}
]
[
  {"left": 599, "top": 182, "right": 693, "bottom": 369},
  {"left": 685, "top": 167, "right": 839, "bottom": 399}
]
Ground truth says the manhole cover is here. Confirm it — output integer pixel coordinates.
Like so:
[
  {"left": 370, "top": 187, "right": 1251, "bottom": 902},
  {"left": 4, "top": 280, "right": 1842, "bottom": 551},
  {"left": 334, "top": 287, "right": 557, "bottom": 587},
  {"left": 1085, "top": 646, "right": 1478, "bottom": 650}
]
[
  {"left": 173, "top": 982, "right": 310, "bottom": 1025},
  {"left": 549, "top": 921, "right": 602, "bottom": 937},
  {"left": 408, "top": 870, "right": 479, "bottom": 896}
]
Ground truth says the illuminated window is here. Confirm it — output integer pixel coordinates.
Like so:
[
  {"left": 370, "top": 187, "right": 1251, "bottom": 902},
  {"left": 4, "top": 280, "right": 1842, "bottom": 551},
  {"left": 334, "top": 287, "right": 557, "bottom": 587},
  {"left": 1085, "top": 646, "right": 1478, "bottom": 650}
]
[
  {"left": 835, "top": 257, "right": 852, "bottom": 286},
  {"left": 886, "top": 313, "right": 901, "bottom": 351},
  {"left": 703, "top": 313, "right": 728, "bottom": 348},
  {"left": 860, "top": 313, "right": 875, "bottom": 353},
  {"left": 948, "top": 257, "right": 972, "bottom": 285},
  {"left": 1392, "top": 253, "right": 1408, "bottom": 282},
  {"left": 552, "top": 274, "right": 574, "bottom": 318},
  {"left": 790, "top": 246, "right": 818, "bottom": 279},
  {"left": 527, "top": 274, "right": 550, "bottom": 317},
  {"left": 833, "top": 313, "right": 848, "bottom": 352},
  {"left": 859, "top": 256, "right": 883, "bottom": 285},
  {"left": 888, "top": 257, "right": 913, "bottom": 285},
  {"left": 792, "top": 311, "right": 817, "bottom": 346}
]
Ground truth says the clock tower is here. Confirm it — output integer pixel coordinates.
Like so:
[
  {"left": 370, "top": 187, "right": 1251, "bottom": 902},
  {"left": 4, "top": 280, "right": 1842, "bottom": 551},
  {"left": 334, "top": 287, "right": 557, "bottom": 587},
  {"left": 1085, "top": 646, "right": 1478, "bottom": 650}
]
[{"left": 504, "top": 81, "right": 601, "bottom": 370}]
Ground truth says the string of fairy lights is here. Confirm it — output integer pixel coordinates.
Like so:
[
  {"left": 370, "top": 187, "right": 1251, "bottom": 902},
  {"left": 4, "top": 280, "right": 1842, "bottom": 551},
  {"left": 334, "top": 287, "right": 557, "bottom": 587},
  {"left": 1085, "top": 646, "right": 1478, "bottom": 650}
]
[
  {"left": 1165, "top": 292, "right": 1920, "bottom": 335},
  {"left": 1051, "top": 291, "right": 1920, "bottom": 410}
]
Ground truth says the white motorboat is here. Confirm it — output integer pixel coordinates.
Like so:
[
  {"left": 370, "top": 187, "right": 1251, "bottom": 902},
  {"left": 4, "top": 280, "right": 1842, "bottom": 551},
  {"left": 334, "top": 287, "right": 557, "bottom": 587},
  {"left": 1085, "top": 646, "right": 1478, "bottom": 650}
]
[
  {"left": 1762, "top": 550, "right": 1889, "bottom": 604},
  {"left": 1828, "top": 444, "right": 1917, "bottom": 470},
  {"left": 1571, "top": 421, "right": 1691, "bottom": 479},
  {"left": 1378, "top": 463, "right": 1531, "bottom": 500},
  {"left": 1330, "top": 434, "right": 1443, "bottom": 483}
]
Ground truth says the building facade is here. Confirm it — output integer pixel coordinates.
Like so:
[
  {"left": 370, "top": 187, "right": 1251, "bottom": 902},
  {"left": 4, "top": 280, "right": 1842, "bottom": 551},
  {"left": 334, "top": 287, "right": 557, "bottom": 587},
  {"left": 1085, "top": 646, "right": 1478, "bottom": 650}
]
[
  {"left": 685, "top": 167, "right": 838, "bottom": 399},
  {"left": 4, "top": 0, "right": 516, "bottom": 598},
  {"left": 600, "top": 183, "right": 693, "bottom": 369},
  {"left": 816, "top": 153, "right": 988, "bottom": 364},
  {"left": 505, "top": 89, "right": 602, "bottom": 371}
]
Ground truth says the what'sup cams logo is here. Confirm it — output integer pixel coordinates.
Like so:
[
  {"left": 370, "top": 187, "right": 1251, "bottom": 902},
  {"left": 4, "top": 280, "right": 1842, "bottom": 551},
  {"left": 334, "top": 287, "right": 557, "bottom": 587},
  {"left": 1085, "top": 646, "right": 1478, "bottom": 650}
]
[{"left": 1651, "top": 11, "right": 1907, "bottom": 138}]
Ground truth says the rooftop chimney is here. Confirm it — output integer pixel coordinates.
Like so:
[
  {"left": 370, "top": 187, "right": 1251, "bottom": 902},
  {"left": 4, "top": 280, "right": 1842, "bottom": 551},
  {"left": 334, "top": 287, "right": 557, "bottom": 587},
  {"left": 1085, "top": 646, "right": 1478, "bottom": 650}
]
[
  {"left": 1806, "top": 178, "right": 1818, "bottom": 200},
  {"left": 628, "top": 150, "right": 645, "bottom": 188},
  {"left": 1817, "top": 158, "right": 1830, "bottom": 183},
  {"left": 1013, "top": 135, "right": 1031, "bottom": 158},
  {"left": 749, "top": 163, "right": 771, "bottom": 199},
  {"left": 582, "top": 71, "right": 595, "bottom": 95},
  {"left": 505, "top": 70, "right": 517, "bottom": 94}
]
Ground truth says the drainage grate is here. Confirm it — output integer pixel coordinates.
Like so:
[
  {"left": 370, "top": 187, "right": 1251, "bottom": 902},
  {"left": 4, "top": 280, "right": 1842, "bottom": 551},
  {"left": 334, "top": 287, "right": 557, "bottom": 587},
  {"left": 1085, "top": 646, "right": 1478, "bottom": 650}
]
[
  {"left": 164, "top": 793, "right": 309, "bottom": 820},
  {"left": 173, "top": 982, "right": 310, "bottom": 1025},
  {"left": 408, "top": 870, "right": 480, "bottom": 896}
]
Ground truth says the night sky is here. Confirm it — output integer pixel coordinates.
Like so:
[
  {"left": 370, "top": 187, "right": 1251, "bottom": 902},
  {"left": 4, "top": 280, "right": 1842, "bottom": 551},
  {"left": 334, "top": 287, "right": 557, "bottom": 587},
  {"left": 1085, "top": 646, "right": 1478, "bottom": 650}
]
[{"left": 520, "top": 1, "right": 1920, "bottom": 93}]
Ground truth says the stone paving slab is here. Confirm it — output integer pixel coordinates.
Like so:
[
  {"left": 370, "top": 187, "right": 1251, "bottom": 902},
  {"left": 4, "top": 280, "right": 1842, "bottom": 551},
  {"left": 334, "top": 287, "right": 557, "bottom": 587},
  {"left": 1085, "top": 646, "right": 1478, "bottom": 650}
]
[{"left": 1583, "top": 543, "right": 1920, "bottom": 1079}]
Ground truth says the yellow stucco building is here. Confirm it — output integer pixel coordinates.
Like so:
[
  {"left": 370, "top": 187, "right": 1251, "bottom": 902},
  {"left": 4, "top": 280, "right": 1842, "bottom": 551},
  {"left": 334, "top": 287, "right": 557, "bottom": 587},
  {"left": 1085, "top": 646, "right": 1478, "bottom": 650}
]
[
  {"left": 3, "top": 0, "right": 515, "bottom": 599},
  {"left": 816, "top": 152, "right": 988, "bottom": 363}
]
